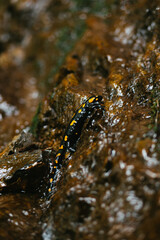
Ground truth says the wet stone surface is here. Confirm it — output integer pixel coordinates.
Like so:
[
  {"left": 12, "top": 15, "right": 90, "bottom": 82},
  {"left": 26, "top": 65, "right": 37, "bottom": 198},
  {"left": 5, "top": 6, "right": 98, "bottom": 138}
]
[{"left": 0, "top": 0, "right": 160, "bottom": 240}]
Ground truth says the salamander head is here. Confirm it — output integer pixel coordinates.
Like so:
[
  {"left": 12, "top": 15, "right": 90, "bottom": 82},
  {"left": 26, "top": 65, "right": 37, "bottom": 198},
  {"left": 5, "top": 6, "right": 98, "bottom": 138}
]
[
  {"left": 87, "top": 95, "right": 103, "bottom": 104},
  {"left": 94, "top": 95, "right": 103, "bottom": 103},
  {"left": 86, "top": 95, "right": 104, "bottom": 113}
]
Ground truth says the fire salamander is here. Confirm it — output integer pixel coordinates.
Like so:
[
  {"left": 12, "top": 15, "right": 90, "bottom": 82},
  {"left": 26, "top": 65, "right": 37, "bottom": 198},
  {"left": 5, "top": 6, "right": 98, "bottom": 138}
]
[{"left": 48, "top": 95, "right": 104, "bottom": 197}]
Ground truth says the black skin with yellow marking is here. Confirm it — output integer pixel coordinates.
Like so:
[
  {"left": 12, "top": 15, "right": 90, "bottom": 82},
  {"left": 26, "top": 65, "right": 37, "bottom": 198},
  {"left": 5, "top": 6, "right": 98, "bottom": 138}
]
[{"left": 48, "top": 95, "right": 104, "bottom": 196}]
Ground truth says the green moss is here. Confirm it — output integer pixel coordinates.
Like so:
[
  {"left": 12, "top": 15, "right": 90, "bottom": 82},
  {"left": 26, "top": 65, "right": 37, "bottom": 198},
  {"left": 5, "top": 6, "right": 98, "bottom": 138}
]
[
  {"left": 46, "top": 20, "right": 86, "bottom": 86},
  {"left": 30, "top": 102, "right": 42, "bottom": 137},
  {"left": 71, "top": 0, "right": 109, "bottom": 16}
]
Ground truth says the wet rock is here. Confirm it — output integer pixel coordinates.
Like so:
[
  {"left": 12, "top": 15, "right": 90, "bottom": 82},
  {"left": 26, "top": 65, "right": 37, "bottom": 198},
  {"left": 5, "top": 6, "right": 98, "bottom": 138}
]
[
  {"left": 0, "top": 130, "right": 48, "bottom": 194},
  {"left": 0, "top": 194, "right": 43, "bottom": 240},
  {"left": 0, "top": 0, "right": 160, "bottom": 240}
]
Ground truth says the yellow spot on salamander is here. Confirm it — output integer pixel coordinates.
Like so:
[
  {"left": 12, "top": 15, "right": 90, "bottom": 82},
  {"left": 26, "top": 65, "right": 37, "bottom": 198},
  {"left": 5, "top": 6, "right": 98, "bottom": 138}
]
[
  {"left": 48, "top": 188, "right": 51, "bottom": 192},
  {"left": 82, "top": 103, "right": 85, "bottom": 108},
  {"left": 50, "top": 178, "right": 53, "bottom": 183},
  {"left": 88, "top": 97, "right": 95, "bottom": 103},
  {"left": 70, "top": 120, "right": 76, "bottom": 126},
  {"left": 64, "top": 135, "right": 68, "bottom": 141},
  {"left": 55, "top": 160, "right": 58, "bottom": 164},
  {"left": 56, "top": 153, "right": 61, "bottom": 157},
  {"left": 59, "top": 145, "right": 63, "bottom": 149},
  {"left": 54, "top": 166, "right": 57, "bottom": 169},
  {"left": 78, "top": 109, "right": 82, "bottom": 113}
]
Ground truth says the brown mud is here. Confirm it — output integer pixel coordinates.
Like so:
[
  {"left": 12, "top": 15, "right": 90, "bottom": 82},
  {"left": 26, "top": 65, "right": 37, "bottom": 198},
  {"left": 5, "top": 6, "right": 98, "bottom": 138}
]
[{"left": 0, "top": 0, "right": 159, "bottom": 239}]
